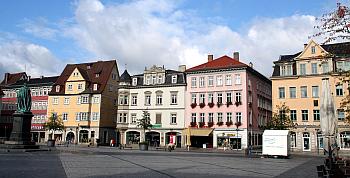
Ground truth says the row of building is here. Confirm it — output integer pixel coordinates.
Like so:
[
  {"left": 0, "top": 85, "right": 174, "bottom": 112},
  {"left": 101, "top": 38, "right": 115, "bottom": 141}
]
[{"left": 0, "top": 40, "right": 349, "bottom": 152}]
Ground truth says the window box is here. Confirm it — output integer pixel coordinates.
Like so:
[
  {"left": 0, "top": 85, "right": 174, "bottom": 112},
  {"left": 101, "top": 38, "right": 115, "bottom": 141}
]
[
  {"left": 198, "top": 122, "right": 205, "bottom": 127},
  {"left": 234, "top": 122, "right": 242, "bottom": 127},
  {"left": 207, "top": 122, "right": 214, "bottom": 127},
  {"left": 235, "top": 101, "right": 242, "bottom": 106},
  {"left": 199, "top": 103, "right": 205, "bottom": 108},
  {"left": 191, "top": 103, "right": 197, "bottom": 108},
  {"left": 208, "top": 102, "right": 215, "bottom": 108},
  {"left": 226, "top": 121, "right": 233, "bottom": 126},
  {"left": 226, "top": 101, "right": 233, "bottom": 107},
  {"left": 190, "top": 122, "right": 197, "bottom": 127},
  {"left": 217, "top": 121, "right": 224, "bottom": 126}
]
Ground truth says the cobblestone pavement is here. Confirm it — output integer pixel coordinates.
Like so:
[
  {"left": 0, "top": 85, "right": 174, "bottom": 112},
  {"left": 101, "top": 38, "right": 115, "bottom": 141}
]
[{"left": 0, "top": 146, "right": 324, "bottom": 178}]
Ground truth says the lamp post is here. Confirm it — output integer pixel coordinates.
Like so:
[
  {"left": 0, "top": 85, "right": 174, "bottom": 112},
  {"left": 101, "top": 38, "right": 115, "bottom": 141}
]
[{"left": 235, "top": 122, "right": 242, "bottom": 151}]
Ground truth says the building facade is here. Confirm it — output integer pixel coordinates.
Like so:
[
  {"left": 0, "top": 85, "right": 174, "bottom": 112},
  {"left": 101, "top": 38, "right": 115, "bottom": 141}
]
[
  {"left": 185, "top": 53, "right": 272, "bottom": 149},
  {"left": 47, "top": 60, "right": 119, "bottom": 145},
  {"left": 271, "top": 40, "right": 350, "bottom": 152},
  {"left": 117, "top": 65, "right": 186, "bottom": 148}
]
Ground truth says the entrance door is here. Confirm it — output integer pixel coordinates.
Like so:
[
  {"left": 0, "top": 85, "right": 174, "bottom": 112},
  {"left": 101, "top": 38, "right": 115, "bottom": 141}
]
[
  {"left": 303, "top": 132, "right": 310, "bottom": 151},
  {"left": 230, "top": 138, "right": 241, "bottom": 150},
  {"left": 66, "top": 132, "right": 75, "bottom": 144}
]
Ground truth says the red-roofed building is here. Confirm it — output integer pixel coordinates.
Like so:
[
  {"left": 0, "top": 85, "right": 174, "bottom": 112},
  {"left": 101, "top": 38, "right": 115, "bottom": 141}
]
[{"left": 185, "top": 53, "right": 272, "bottom": 149}]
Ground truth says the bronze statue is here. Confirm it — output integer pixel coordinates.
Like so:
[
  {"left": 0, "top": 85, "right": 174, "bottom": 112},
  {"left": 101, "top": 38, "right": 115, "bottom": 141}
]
[{"left": 16, "top": 83, "right": 31, "bottom": 113}]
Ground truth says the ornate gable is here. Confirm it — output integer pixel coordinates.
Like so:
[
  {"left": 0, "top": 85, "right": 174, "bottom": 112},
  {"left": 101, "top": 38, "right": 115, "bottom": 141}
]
[{"left": 296, "top": 40, "right": 328, "bottom": 60}]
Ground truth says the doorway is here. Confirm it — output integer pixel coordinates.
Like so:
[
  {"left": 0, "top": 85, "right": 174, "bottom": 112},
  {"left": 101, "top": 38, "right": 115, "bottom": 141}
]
[
  {"left": 66, "top": 132, "right": 75, "bottom": 144},
  {"left": 303, "top": 132, "right": 310, "bottom": 151}
]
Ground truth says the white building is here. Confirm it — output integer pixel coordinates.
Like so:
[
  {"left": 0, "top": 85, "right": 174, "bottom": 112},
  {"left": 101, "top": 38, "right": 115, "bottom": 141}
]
[{"left": 117, "top": 65, "right": 186, "bottom": 148}]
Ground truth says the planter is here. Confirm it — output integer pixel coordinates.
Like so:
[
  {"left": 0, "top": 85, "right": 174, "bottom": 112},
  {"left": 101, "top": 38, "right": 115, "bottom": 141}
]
[
  {"left": 235, "top": 101, "right": 242, "bottom": 106},
  {"left": 208, "top": 103, "right": 215, "bottom": 108},
  {"left": 199, "top": 103, "right": 205, "bottom": 108},
  {"left": 226, "top": 121, "right": 233, "bottom": 126},
  {"left": 217, "top": 122, "right": 224, "bottom": 126},
  {"left": 226, "top": 102, "right": 233, "bottom": 107},
  {"left": 139, "top": 143, "right": 149, "bottom": 151},
  {"left": 207, "top": 122, "right": 214, "bottom": 127},
  {"left": 198, "top": 122, "right": 205, "bottom": 127},
  {"left": 47, "top": 139, "right": 55, "bottom": 147},
  {"left": 190, "top": 122, "right": 197, "bottom": 127},
  {"left": 217, "top": 102, "right": 223, "bottom": 108},
  {"left": 190, "top": 103, "right": 197, "bottom": 108}
]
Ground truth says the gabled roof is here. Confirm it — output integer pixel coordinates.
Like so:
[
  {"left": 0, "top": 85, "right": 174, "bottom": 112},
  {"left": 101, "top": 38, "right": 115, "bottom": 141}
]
[
  {"left": 276, "top": 52, "right": 301, "bottom": 63},
  {"left": 120, "top": 70, "right": 131, "bottom": 83},
  {"left": 7, "top": 76, "right": 59, "bottom": 88},
  {"left": 186, "top": 55, "right": 247, "bottom": 72},
  {"left": 50, "top": 60, "right": 118, "bottom": 95},
  {"left": 1, "top": 72, "right": 27, "bottom": 86}
]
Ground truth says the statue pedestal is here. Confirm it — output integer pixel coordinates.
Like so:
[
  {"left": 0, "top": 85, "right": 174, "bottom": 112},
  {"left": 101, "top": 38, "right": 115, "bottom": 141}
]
[{"left": 2, "top": 112, "right": 39, "bottom": 149}]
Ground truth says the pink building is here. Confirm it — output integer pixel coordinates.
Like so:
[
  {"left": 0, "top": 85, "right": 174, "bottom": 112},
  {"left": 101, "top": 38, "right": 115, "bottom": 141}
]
[{"left": 185, "top": 53, "right": 272, "bottom": 149}]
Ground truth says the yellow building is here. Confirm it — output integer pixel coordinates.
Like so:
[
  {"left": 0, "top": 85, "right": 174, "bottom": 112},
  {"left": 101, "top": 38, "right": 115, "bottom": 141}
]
[
  {"left": 271, "top": 40, "right": 350, "bottom": 152},
  {"left": 47, "top": 60, "right": 119, "bottom": 145}
]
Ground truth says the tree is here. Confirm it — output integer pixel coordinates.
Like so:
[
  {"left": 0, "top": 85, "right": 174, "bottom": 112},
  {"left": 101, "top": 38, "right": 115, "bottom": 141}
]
[
  {"left": 265, "top": 103, "right": 296, "bottom": 130},
  {"left": 137, "top": 110, "right": 152, "bottom": 143},
  {"left": 310, "top": 2, "right": 350, "bottom": 44},
  {"left": 43, "top": 113, "right": 65, "bottom": 140}
]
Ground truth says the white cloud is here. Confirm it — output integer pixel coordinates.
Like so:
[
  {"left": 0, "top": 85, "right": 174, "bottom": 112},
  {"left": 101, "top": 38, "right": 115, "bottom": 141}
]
[
  {"left": 19, "top": 18, "right": 59, "bottom": 40},
  {"left": 0, "top": 41, "right": 64, "bottom": 79},
  {"left": 62, "top": 0, "right": 319, "bottom": 76}
]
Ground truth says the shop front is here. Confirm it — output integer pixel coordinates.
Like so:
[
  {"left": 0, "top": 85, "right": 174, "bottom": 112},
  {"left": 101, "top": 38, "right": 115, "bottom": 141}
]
[
  {"left": 213, "top": 129, "right": 247, "bottom": 149},
  {"left": 165, "top": 132, "right": 182, "bottom": 148},
  {"left": 31, "top": 123, "right": 45, "bottom": 143},
  {"left": 184, "top": 128, "right": 213, "bottom": 148}
]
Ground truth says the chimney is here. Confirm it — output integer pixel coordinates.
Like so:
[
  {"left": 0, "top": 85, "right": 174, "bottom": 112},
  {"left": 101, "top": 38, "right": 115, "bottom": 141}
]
[
  {"left": 304, "top": 44, "right": 307, "bottom": 49},
  {"left": 208, "top": 54, "right": 213, "bottom": 62},
  {"left": 233, "top": 52, "right": 239, "bottom": 61},
  {"left": 4, "top": 73, "right": 9, "bottom": 84},
  {"left": 178, "top": 65, "right": 186, "bottom": 72},
  {"left": 249, "top": 62, "right": 253, "bottom": 68}
]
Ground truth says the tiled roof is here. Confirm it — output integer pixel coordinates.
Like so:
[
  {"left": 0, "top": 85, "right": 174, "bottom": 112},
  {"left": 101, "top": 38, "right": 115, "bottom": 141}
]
[
  {"left": 321, "top": 42, "right": 350, "bottom": 57},
  {"left": 9, "top": 76, "right": 59, "bottom": 88},
  {"left": 50, "top": 60, "right": 117, "bottom": 95},
  {"left": 0, "top": 72, "right": 27, "bottom": 86},
  {"left": 186, "top": 55, "right": 247, "bottom": 72},
  {"left": 277, "top": 52, "right": 301, "bottom": 63}
]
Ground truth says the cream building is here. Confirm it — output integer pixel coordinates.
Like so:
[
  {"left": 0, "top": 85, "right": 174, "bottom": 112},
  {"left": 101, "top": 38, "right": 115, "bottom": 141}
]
[
  {"left": 117, "top": 65, "right": 186, "bottom": 148},
  {"left": 47, "top": 60, "right": 119, "bottom": 145},
  {"left": 271, "top": 40, "right": 350, "bottom": 152}
]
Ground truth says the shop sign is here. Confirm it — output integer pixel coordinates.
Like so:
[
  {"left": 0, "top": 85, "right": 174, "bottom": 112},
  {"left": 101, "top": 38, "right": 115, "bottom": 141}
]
[{"left": 152, "top": 124, "right": 162, "bottom": 128}]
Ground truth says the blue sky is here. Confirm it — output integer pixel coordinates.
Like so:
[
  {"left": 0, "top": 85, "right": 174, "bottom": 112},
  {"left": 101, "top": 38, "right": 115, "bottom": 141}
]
[{"left": 0, "top": 0, "right": 346, "bottom": 78}]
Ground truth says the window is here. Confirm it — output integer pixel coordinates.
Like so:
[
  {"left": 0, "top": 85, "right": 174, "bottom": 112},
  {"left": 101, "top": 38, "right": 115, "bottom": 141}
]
[
  {"left": 172, "top": 75, "right": 177, "bottom": 84},
  {"left": 81, "top": 112, "right": 89, "bottom": 121},
  {"left": 208, "top": 76, "right": 214, "bottom": 86},
  {"left": 311, "top": 63, "right": 318, "bottom": 74},
  {"left": 77, "top": 96, "right": 81, "bottom": 105},
  {"left": 112, "top": 73, "right": 117, "bottom": 80},
  {"left": 313, "top": 110, "right": 320, "bottom": 121},
  {"left": 131, "top": 114, "right": 137, "bottom": 124},
  {"left": 227, "top": 112, "right": 232, "bottom": 122},
  {"left": 235, "top": 92, "right": 241, "bottom": 103},
  {"left": 75, "top": 112, "right": 80, "bottom": 121},
  {"left": 191, "top": 93, "right": 197, "bottom": 103},
  {"left": 236, "top": 112, "right": 242, "bottom": 123},
  {"left": 92, "top": 112, "right": 99, "bottom": 121},
  {"left": 158, "top": 75, "right": 163, "bottom": 84},
  {"left": 95, "top": 73, "right": 100, "bottom": 78},
  {"left": 146, "top": 76, "right": 151, "bottom": 85},
  {"left": 191, "top": 113, "right": 196, "bottom": 123},
  {"left": 156, "top": 114, "right": 162, "bottom": 124},
  {"left": 208, "top": 93, "right": 214, "bottom": 103},
  {"left": 302, "top": 110, "right": 308, "bottom": 121},
  {"left": 156, "top": 94, "right": 162, "bottom": 105},
  {"left": 208, "top": 113, "right": 214, "bottom": 122},
  {"left": 93, "top": 96, "right": 100, "bottom": 103},
  {"left": 93, "top": 84, "right": 98, "bottom": 91},
  {"left": 338, "top": 110, "right": 345, "bottom": 121},
  {"left": 225, "top": 75, "right": 232, "bottom": 85},
  {"left": 78, "top": 84, "right": 83, "bottom": 90},
  {"left": 81, "top": 96, "right": 89, "bottom": 104},
  {"left": 132, "top": 95, "right": 137, "bottom": 105},
  {"left": 301, "top": 86, "right": 307, "bottom": 98},
  {"left": 312, "top": 86, "right": 319, "bottom": 98},
  {"left": 152, "top": 75, "right": 156, "bottom": 84},
  {"left": 132, "top": 78, "right": 137, "bottom": 86},
  {"left": 191, "top": 77, "right": 197, "bottom": 87},
  {"left": 217, "top": 93, "right": 223, "bottom": 104},
  {"left": 280, "top": 65, "right": 292, "bottom": 76},
  {"left": 217, "top": 113, "right": 223, "bottom": 122},
  {"left": 290, "top": 110, "right": 297, "bottom": 121},
  {"left": 171, "top": 93, "right": 177, "bottom": 104},
  {"left": 53, "top": 97, "right": 59, "bottom": 105},
  {"left": 311, "top": 46, "right": 316, "bottom": 54},
  {"left": 216, "top": 75, "right": 223, "bottom": 86},
  {"left": 68, "top": 84, "right": 73, "bottom": 91},
  {"left": 314, "top": 100, "right": 319, "bottom": 107},
  {"left": 199, "top": 93, "right": 205, "bottom": 104},
  {"left": 322, "top": 63, "right": 329, "bottom": 73},
  {"left": 56, "top": 85, "right": 60, "bottom": 92},
  {"left": 63, "top": 113, "right": 68, "bottom": 121},
  {"left": 235, "top": 74, "right": 241, "bottom": 84},
  {"left": 299, "top": 64, "right": 306, "bottom": 75},
  {"left": 279, "top": 87, "right": 285, "bottom": 99},
  {"left": 64, "top": 97, "right": 70, "bottom": 105},
  {"left": 171, "top": 114, "right": 177, "bottom": 124},
  {"left": 109, "top": 85, "right": 113, "bottom": 92},
  {"left": 199, "top": 77, "right": 205, "bottom": 87},
  {"left": 289, "top": 87, "right": 296, "bottom": 98},
  {"left": 226, "top": 92, "right": 232, "bottom": 103},
  {"left": 336, "top": 84, "right": 343, "bottom": 96},
  {"left": 145, "top": 95, "right": 151, "bottom": 105},
  {"left": 119, "top": 113, "right": 127, "bottom": 123},
  {"left": 200, "top": 113, "right": 205, "bottom": 122}
]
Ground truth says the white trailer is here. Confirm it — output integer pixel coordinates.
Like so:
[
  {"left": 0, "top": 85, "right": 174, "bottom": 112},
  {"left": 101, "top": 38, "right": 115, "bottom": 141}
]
[{"left": 262, "top": 130, "right": 290, "bottom": 157}]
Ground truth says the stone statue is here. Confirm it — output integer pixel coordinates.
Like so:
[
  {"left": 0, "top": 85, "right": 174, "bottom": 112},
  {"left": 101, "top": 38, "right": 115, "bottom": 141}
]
[{"left": 16, "top": 83, "right": 31, "bottom": 113}]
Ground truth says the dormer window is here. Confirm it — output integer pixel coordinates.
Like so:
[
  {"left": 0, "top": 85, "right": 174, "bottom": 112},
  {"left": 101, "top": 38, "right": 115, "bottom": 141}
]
[
  {"left": 96, "top": 73, "right": 100, "bottom": 78},
  {"left": 132, "top": 78, "right": 137, "bottom": 86},
  {"left": 93, "top": 84, "right": 98, "bottom": 91},
  {"left": 56, "top": 85, "right": 60, "bottom": 92},
  {"left": 152, "top": 75, "right": 156, "bottom": 85},
  {"left": 87, "top": 65, "right": 91, "bottom": 69},
  {"left": 158, "top": 75, "right": 163, "bottom": 84},
  {"left": 171, "top": 75, "right": 177, "bottom": 84}
]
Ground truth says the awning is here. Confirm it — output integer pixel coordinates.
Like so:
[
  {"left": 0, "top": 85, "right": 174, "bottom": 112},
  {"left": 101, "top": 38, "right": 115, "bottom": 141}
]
[{"left": 184, "top": 128, "right": 213, "bottom": 136}]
